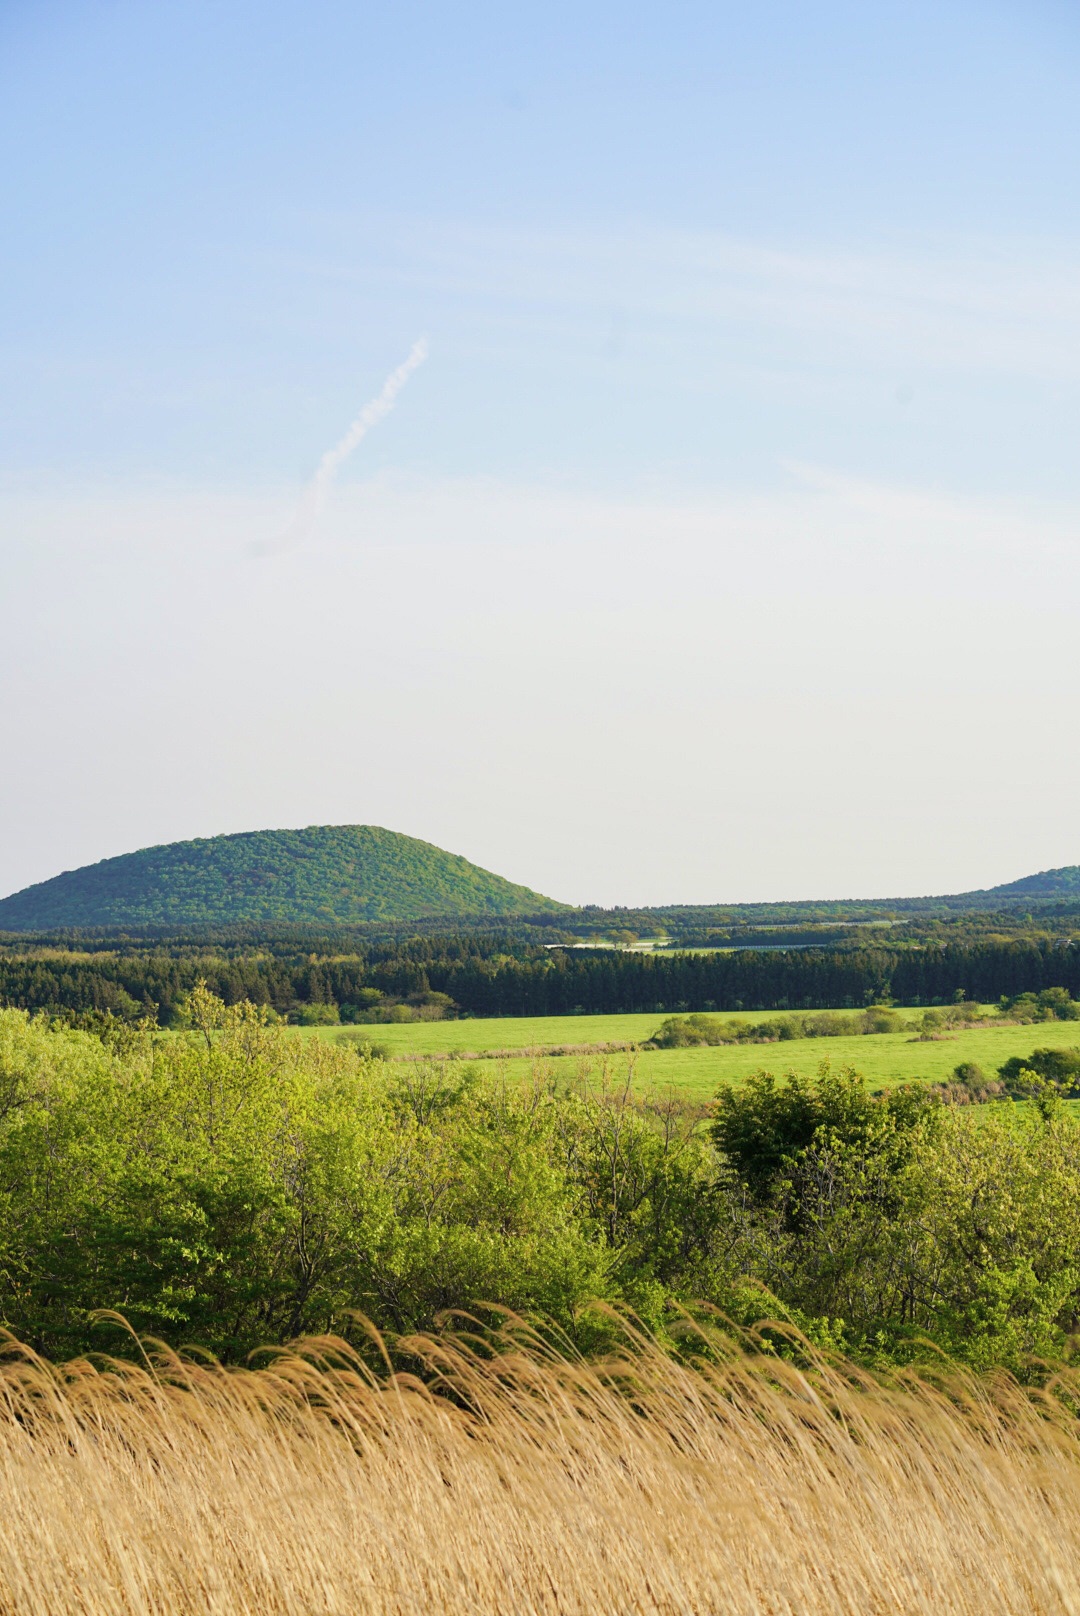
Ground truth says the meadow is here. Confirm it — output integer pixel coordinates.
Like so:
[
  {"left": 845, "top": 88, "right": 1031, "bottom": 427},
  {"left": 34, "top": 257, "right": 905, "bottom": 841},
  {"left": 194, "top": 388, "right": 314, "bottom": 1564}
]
[
  {"left": 326, "top": 1008, "right": 1080, "bottom": 1103},
  {"left": 327, "top": 1007, "right": 683, "bottom": 1052}
]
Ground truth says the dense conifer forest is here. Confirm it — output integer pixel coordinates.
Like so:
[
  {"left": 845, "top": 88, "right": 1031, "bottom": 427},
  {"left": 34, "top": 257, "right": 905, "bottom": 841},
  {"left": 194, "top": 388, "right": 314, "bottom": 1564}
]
[{"left": 2, "top": 926, "right": 1080, "bottom": 1023}]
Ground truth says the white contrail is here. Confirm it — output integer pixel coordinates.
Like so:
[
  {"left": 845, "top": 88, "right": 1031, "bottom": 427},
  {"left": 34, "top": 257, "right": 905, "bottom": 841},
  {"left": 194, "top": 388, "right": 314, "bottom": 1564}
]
[{"left": 253, "top": 338, "right": 428, "bottom": 556}]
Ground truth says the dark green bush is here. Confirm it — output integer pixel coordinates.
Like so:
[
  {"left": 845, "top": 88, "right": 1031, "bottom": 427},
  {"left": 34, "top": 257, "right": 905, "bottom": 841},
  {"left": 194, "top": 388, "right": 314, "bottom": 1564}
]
[
  {"left": 999, "top": 1047, "right": 1080, "bottom": 1096},
  {"left": 1000, "top": 988, "right": 1080, "bottom": 1023},
  {"left": 711, "top": 1063, "right": 931, "bottom": 1205}
]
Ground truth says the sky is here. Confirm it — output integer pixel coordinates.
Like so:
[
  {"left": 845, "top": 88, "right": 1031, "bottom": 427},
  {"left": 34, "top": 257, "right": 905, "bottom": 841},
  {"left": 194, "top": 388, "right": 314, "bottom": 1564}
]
[{"left": 2, "top": 0, "right": 1080, "bottom": 906}]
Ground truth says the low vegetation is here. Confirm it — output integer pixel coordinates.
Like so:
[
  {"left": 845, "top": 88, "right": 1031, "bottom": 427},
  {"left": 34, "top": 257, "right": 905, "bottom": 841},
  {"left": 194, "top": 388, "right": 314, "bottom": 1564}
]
[
  {"left": 652, "top": 1003, "right": 920, "bottom": 1046},
  {"left": 6, "top": 1320, "right": 1080, "bottom": 1615},
  {"left": 648, "top": 990, "right": 1079, "bottom": 1048},
  {"left": 4, "top": 991, "right": 1080, "bottom": 1369}
]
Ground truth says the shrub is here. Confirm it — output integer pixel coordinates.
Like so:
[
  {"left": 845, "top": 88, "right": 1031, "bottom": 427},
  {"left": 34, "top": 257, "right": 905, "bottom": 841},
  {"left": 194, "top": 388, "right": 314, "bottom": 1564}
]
[
  {"left": 953, "top": 1060, "right": 986, "bottom": 1087},
  {"left": 926, "top": 1062, "right": 1005, "bottom": 1105},
  {"left": 650, "top": 1014, "right": 730, "bottom": 1048},
  {"left": 339, "top": 987, "right": 387, "bottom": 1023},
  {"left": 7, "top": 993, "right": 1080, "bottom": 1371},
  {"left": 806, "top": 1011, "right": 857, "bottom": 1037},
  {"left": 333, "top": 1030, "right": 391, "bottom": 1059},
  {"left": 295, "top": 1002, "right": 340, "bottom": 1026},
  {"left": 1001, "top": 988, "right": 1080, "bottom": 1023},
  {"left": 711, "top": 1063, "right": 931, "bottom": 1206},
  {"left": 0, "top": 997, "right": 610, "bottom": 1359},
  {"left": 999, "top": 1047, "right": 1080, "bottom": 1097},
  {"left": 858, "top": 1005, "right": 902, "bottom": 1034}
]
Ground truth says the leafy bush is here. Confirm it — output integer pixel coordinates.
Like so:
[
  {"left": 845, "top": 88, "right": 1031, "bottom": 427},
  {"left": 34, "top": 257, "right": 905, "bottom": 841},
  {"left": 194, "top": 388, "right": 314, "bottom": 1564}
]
[
  {"left": 295, "top": 1001, "right": 340, "bottom": 1025},
  {"left": 338, "top": 987, "right": 387, "bottom": 1022},
  {"left": 916, "top": 1062, "right": 1004, "bottom": 1107},
  {"left": 953, "top": 1060, "right": 986, "bottom": 1085},
  {"left": 651, "top": 1006, "right": 906, "bottom": 1049},
  {"left": 999, "top": 1047, "right": 1080, "bottom": 1097},
  {"left": 711, "top": 1063, "right": 931, "bottom": 1205},
  {"left": 651, "top": 1014, "right": 732, "bottom": 1047},
  {"left": 333, "top": 1030, "right": 391, "bottom": 1059},
  {"left": 1001, "top": 987, "right": 1080, "bottom": 1023},
  {"left": 339, "top": 988, "right": 456, "bottom": 1025},
  {"left": 0, "top": 993, "right": 608, "bottom": 1359}
]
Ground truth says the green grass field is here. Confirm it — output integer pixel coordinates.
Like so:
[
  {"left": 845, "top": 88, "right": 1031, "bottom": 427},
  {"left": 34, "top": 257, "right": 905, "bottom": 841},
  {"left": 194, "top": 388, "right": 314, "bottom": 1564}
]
[
  {"left": 327, "top": 1009, "right": 777, "bottom": 1055},
  {"left": 318, "top": 1009, "right": 1080, "bottom": 1104}
]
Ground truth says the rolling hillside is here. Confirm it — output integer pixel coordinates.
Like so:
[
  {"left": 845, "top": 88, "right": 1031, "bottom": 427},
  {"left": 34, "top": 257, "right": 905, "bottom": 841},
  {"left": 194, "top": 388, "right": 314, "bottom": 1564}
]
[
  {"left": 0, "top": 825, "right": 567, "bottom": 929},
  {"left": 1, "top": 830, "right": 1077, "bottom": 936},
  {"left": 983, "top": 865, "right": 1080, "bottom": 897}
]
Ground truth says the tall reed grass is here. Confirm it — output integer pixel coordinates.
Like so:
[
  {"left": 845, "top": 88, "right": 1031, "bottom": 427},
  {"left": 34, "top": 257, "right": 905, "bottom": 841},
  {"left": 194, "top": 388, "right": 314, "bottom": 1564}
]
[{"left": 2, "top": 1317, "right": 1080, "bottom": 1614}]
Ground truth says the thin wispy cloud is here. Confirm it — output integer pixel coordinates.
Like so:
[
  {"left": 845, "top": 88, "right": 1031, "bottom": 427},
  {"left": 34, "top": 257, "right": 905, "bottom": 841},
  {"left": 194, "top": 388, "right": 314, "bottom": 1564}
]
[
  {"left": 304, "top": 218, "right": 1080, "bottom": 382},
  {"left": 251, "top": 338, "right": 428, "bottom": 558}
]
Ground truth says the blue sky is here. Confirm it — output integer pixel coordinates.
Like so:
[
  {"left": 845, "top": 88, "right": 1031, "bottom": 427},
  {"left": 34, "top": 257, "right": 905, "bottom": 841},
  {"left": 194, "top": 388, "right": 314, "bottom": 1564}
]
[{"left": 2, "top": 0, "right": 1079, "bottom": 903}]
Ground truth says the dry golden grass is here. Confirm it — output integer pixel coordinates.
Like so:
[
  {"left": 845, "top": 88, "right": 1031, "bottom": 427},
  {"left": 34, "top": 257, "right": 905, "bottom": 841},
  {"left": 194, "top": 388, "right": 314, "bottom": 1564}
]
[{"left": 3, "top": 1318, "right": 1080, "bottom": 1615}]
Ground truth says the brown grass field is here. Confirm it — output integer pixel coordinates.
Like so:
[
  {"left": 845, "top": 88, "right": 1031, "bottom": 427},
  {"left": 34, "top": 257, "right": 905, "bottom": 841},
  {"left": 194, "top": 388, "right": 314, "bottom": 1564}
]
[{"left": 4, "top": 1319, "right": 1080, "bottom": 1614}]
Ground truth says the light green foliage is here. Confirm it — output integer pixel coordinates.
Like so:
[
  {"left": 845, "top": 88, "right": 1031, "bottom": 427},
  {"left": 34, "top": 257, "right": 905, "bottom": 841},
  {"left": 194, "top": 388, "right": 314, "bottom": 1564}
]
[
  {"left": 828, "top": 1103, "right": 1080, "bottom": 1365},
  {"left": 552, "top": 1075, "right": 743, "bottom": 1328},
  {"left": 914, "top": 1000, "right": 989, "bottom": 1035},
  {"left": 295, "top": 1001, "right": 341, "bottom": 1025},
  {"left": 0, "top": 993, "right": 608, "bottom": 1358},
  {"left": 712, "top": 1062, "right": 932, "bottom": 1203},
  {"left": 7, "top": 998, "right": 1080, "bottom": 1370},
  {"left": 999, "top": 1046, "right": 1080, "bottom": 1097},
  {"left": 651, "top": 1006, "right": 906, "bottom": 1048},
  {"left": 715, "top": 1065, "right": 1080, "bottom": 1365},
  {"left": 338, "top": 988, "right": 458, "bottom": 1025}
]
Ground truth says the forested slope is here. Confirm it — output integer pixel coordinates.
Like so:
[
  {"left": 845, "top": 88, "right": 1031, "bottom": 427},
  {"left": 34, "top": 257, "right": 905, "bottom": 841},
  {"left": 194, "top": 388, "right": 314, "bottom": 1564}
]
[{"left": 0, "top": 825, "right": 566, "bottom": 928}]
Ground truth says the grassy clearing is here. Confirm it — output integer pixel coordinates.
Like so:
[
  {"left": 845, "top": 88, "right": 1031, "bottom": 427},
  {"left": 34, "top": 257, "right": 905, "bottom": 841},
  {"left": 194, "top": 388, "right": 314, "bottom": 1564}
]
[
  {"left": 317, "top": 1008, "right": 777, "bottom": 1053},
  {"left": 5, "top": 1324, "right": 1080, "bottom": 1615},
  {"left": 612, "top": 1019, "right": 1080, "bottom": 1101},
  {"left": 317, "top": 1010, "right": 1080, "bottom": 1102}
]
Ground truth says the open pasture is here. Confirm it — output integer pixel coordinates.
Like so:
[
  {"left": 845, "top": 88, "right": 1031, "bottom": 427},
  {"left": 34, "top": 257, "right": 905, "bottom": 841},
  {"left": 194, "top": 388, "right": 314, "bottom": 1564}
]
[
  {"left": 325, "top": 1008, "right": 778, "bottom": 1054},
  {"left": 325, "top": 1010, "right": 1080, "bottom": 1103}
]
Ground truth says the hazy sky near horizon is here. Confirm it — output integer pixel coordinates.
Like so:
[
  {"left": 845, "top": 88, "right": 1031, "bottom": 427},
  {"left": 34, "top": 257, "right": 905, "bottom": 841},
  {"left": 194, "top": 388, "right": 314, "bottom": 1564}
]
[{"left": 3, "top": 0, "right": 1080, "bottom": 906}]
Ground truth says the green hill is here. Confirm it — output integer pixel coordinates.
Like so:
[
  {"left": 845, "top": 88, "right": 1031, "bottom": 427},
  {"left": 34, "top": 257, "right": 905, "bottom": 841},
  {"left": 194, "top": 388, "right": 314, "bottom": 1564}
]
[
  {"left": 0, "top": 826, "right": 568, "bottom": 929},
  {"left": 983, "top": 866, "right": 1080, "bottom": 898}
]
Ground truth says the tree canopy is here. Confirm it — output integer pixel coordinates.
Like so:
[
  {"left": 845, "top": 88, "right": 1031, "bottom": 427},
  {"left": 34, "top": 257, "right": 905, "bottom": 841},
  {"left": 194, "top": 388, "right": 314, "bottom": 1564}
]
[{"left": 0, "top": 825, "right": 567, "bottom": 929}]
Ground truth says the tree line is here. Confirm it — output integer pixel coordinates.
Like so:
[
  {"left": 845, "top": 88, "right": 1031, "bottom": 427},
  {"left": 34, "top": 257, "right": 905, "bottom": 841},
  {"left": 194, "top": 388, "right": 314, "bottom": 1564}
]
[
  {"left": 1, "top": 935, "right": 1080, "bottom": 1022},
  {"left": 423, "top": 940, "right": 1080, "bottom": 1016}
]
